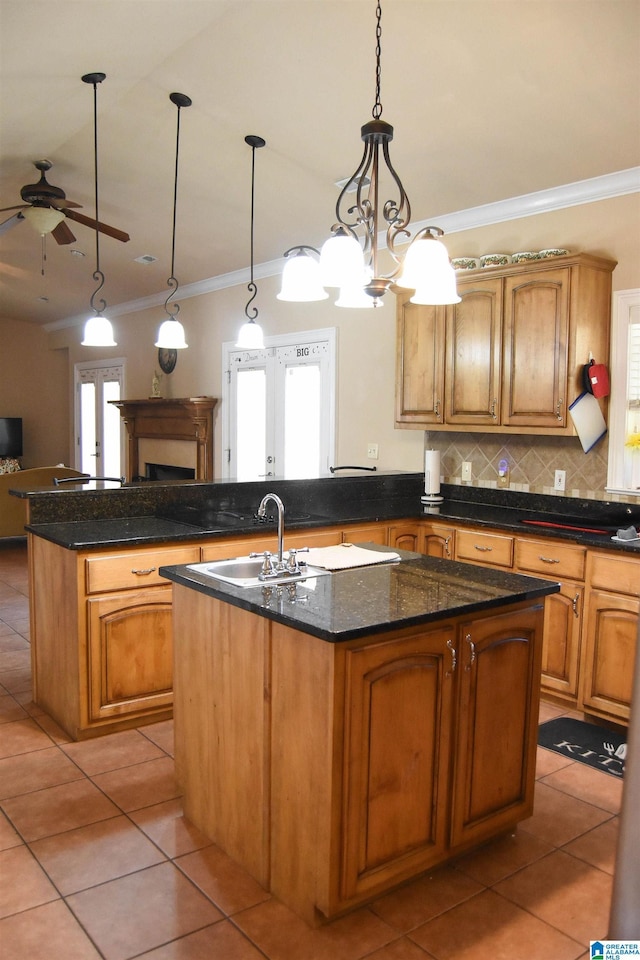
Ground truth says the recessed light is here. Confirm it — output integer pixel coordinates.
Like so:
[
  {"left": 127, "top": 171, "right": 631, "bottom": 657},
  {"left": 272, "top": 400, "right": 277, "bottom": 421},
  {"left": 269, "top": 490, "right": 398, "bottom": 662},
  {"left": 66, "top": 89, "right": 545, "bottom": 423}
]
[
  {"left": 70, "top": 249, "right": 85, "bottom": 258},
  {"left": 36, "top": 296, "right": 49, "bottom": 302},
  {"left": 135, "top": 254, "right": 159, "bottom": 264}
]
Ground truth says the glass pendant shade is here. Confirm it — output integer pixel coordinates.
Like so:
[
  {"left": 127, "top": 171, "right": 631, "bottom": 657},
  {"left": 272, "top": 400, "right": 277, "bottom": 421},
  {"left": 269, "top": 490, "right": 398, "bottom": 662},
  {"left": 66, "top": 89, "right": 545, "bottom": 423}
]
[
  {"left": 410, "top": 263, "right": 461, "bottom": 305},
  {"left": 155, "top": 318, "right": 188, "bottom": 349},
  {"left": 82, "top": 314, "right": 117, "bottom": 347},
  {"left": 23, "top": 206, "right": 65, "bottom": 236},
  {"left": 236, "top": 319, "right": 265, "bottom": 349},
  {"left": 396, "top": 236, "right": 451, "bottom": 287},
  {"left": 278, "top": 252, "right": 328, "bottom": 302},
  {"left": 335, "top": 283, "right": 377, "bottom": 308},
  {"left": 319, "top": 232, "right": 365, "bottom": 288}
]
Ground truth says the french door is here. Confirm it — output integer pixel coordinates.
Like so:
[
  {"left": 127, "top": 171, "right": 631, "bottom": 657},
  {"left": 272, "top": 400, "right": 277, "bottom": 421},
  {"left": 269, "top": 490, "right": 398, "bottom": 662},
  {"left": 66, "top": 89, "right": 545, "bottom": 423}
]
[{"left": 74, "top": 360, "right": 125, "bottom": 478}]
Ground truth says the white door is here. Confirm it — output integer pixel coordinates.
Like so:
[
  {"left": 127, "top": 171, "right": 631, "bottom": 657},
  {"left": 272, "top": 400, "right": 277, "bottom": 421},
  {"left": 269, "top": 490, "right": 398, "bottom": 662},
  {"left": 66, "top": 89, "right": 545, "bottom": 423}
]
[{"left": 75, "top": 360, "right": 125, "bottom": 478}]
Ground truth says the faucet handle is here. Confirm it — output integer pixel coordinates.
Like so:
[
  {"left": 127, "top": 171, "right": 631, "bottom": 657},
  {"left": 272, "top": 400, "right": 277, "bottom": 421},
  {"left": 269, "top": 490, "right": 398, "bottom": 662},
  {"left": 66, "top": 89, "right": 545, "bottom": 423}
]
[
  {"left": 250, "top": 550, "right": 276, "bottom": 576},
  {"left": 286, "top": 547, "right": 309, "bottom": 573}
]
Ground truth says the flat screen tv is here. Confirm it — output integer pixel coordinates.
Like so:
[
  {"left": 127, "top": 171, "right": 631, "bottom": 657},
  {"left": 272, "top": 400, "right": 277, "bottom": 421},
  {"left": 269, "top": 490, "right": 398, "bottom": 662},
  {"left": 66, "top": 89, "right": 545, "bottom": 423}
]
[{"left": 0, "top": 418, "right": 23, "bottom": 458}]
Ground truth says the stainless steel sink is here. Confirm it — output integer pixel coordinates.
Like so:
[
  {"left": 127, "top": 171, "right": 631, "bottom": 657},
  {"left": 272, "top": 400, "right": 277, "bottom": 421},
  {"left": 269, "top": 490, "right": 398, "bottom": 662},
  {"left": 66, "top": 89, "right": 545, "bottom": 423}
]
[{"left": 187, "top": 558, "right": 330, "bottom": 588}]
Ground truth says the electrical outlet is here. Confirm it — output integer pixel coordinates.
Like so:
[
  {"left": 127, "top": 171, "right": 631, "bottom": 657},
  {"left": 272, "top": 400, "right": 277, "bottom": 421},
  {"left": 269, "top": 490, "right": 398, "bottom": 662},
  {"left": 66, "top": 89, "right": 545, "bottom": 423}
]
[
  {"left": 461, "top": 461, "right": 472, "bottom": 482},
  {"left": 367, "top": 443, "right": 379, "bottom": 460},
  {"left": 554, "top": 469, "right": 566, "bottom": 492}
]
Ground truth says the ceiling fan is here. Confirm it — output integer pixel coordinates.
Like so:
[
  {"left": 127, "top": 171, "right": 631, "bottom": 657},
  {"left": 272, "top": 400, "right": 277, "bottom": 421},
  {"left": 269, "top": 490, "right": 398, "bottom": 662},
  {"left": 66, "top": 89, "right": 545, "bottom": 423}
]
[{"left": 0, "top": 159, "right": 130, "bottom": 245}]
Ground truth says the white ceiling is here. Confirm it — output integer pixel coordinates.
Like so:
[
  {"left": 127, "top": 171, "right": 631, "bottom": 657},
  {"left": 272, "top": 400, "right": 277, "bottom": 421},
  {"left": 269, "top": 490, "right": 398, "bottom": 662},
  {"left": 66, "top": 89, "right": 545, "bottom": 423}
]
[{"left": 1, "top": 0, "right": 639, "bottom": 328}]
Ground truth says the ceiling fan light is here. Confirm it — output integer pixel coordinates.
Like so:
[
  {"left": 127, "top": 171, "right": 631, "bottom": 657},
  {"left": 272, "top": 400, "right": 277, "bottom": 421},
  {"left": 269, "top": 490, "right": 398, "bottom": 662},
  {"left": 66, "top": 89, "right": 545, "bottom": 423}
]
[
  {"left": 397, "top": 236, "right": 453, "bottom": 290},
  {"left": 236, "top": 319, "right": 265, "bottom": 350},
  {"left": 82, "top": 314, "right": 117, "bottom": 347},
  {"left": 155, "top": 318, "right": 188, "bottom": 349},
  {"left": 319, "top": 232, "right": 365, "bottom": 288},
  {"left": 278, "top": 252, "right": 328, "bottom": 301},
  {"left": 23, "top": 206, "right": 65, "bottom": 236}
]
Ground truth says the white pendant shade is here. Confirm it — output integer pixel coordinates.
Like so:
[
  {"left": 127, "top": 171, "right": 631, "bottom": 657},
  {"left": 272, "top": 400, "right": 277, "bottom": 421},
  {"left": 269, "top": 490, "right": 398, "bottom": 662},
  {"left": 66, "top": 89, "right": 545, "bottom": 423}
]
[
  {"left": 81, "top": 314, "right": 117, "bottom": 347},
  {"left": 236, "top": 319, "right": 265, "bottom": 349},
  {"left": 278, "top": 252, "right": 328, "bottom": 301},
  {"left": 319, "top": 232, "right": 365, "bottom": 288},
  {"left": 410, "top": 263, "right": 461, "bottom": 305},
  {"left": 396, "top": 236, "right": 453, "bottom": 289},
  {"left": 335, "top": 283, "right": 377, "bottom": 308},
  {"left": 155, "top": 318, "right": 188, "bottom": 349},
  {"left": 23, "top": 206, "right": 65, "bottom": 236}
]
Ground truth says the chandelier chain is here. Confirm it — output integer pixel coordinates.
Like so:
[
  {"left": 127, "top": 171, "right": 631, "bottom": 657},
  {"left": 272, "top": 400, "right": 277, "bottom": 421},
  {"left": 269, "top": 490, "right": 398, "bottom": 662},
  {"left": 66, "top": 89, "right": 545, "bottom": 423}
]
[{"left": 373, "top": 0, "right": 383, "bottom": 120}]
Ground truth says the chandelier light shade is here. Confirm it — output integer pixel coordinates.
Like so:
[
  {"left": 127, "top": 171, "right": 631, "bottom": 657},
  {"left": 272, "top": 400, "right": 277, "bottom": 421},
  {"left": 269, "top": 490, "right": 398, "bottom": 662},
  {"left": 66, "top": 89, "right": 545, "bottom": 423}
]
[
  {"left": 278, "top": 246, "right": 328, "bottom": 302},
  {"left": 81, "top": 72, "right": 117, "bottom": 347},
  {"left": 236, "top": 135, "right": 266, "bottom": 350},
  {"left": 155, "top": 91, "right": 192, "bottom": 350},
  {"left": 281, "top": 0, "right": 459, "bottom": 308}
]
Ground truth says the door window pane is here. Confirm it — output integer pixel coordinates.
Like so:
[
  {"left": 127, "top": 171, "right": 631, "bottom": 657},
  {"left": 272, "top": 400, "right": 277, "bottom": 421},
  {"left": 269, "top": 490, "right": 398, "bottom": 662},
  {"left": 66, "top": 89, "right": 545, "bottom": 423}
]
[
  {"left": 102, "top": 379, "right": 122, "bottom": 477},
  {"left": 236, "top": 368, "right": 267, "bottom": 481},
  {"left": 80, "top": 381, "right": 97, "bottom": 475},
  {"left": 284, "top": 363, "right": 321, "bottom": 479}
]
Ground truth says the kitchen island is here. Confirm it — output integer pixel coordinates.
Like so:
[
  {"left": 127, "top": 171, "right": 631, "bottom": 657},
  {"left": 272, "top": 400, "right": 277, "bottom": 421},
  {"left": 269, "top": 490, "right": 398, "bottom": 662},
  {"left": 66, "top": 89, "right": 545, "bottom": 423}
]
[{"left": 160, "top": 547, "right": 558, "bottom": 924}]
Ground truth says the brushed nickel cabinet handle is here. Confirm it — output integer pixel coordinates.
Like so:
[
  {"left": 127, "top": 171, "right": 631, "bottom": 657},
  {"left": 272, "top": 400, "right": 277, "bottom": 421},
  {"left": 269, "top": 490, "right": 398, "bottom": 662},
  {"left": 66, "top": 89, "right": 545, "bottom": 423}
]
[
  {"left": 474, "top": 544, "right": 492, "bottom": 552},
  {"left": 556, "top": 400, "right": 564, "bottom": 421},
  {"left": 446, "top": 638, "right": 457, "bottom": 675},
  {"left": 465, "top": 633, "right": 476, "bottom": 671},
  {"left": 131, "top": 566, "right": 157, "bottom": 576},
  {"left": 538, "top": 556, "right": 560, "bottom": 564},
  {"left": 490, "top": 398, "right": 498, "bottom": 420},
  {"left": 572, "top": 593, "right": 580, "bottom": 618}
]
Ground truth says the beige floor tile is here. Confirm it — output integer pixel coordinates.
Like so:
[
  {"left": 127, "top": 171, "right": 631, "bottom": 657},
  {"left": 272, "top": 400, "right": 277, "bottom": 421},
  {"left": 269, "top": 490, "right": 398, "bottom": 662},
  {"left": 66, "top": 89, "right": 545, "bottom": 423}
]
[
  {"left": 494, "top": 848, "right": 612, "bottom": 945},
  {"left": 519, "top": 781, "right": 612, "bottom": 847},
  {"left": 408, "top": 888, "right": 584, "bottom": 960},
  {"left": 0, "top": 716, "right": 54, "bottom": 758},
  {"left": 0, "top": 693, "right": 28, "bottom": 724},
  {"left": 369, "top": 864, "right": 484, "bottom": 933},
  {"left": 136, "top": 917, "right": 269, "bottom": 959},
  {"left": 562, "top": 818, "right": 619, "bottom": 875},
  {"left": 452, "top": 827, "right": 554, "bottom": 886},
  {"left": 0, "top": 899, "right": 102, "bottom": 959},
  {"left": 67, "top": 861, "right": 223, "bottom": 960},
  {"left": 176, "top": 843, "right": 271, "bottom": 916},
  {"left": 1, "top": 776, "right": 119, "bottom": 841},
  {"left": 540, "top": 761, "right": 623, "bottom": 814},
  {"left": 0, "top": 844, "right": 59, "bottom": 917},
  {"left": 0, "top": 809, "right": 21, "bottom": 850},
  {"left": 92, "top": 755, "right": 181, "bottom": 812},
  {"left": 62, "top": 727, "right": 166, "bottom": 776},
  {"left": 363, "top": 939, "right": 435, "bottom": 959},
  {"left": 0, "top": 744, "right": 82, "bottom": 799},
  {"left": 30, "top": 814, "right": 167, "bottom": 895},
  {"left": 140, "top": 719, "right": 175, "bottom": 756},
  {"left": 536, "top": 744, "right": 575, "bottom": 778},
  {"left": 234, "top": 897, "right": 397, "bottom": 960},
  {"left": 130, "top": 798, "right": 212, "bottom": 858}
]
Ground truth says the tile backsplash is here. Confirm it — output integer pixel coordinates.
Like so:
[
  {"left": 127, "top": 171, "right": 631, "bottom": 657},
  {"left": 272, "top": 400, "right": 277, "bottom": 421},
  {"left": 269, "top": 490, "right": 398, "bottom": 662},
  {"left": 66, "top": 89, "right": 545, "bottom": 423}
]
[{"left": 426, "top": 431, "right": 640, "bottom": 504}]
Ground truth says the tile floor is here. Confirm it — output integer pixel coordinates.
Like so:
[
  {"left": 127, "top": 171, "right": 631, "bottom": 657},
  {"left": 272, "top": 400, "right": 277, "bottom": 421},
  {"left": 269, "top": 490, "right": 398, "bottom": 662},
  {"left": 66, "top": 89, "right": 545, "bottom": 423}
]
[{"left": 0, "top": 540, "right": 622, "bottom": 959}]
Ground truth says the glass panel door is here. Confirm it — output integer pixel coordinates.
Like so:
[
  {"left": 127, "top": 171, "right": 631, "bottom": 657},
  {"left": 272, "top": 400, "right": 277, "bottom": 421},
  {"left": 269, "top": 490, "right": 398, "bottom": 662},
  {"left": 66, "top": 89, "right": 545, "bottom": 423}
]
[{"left": 75, "top": 361, "right": 125, "bottom": 478}]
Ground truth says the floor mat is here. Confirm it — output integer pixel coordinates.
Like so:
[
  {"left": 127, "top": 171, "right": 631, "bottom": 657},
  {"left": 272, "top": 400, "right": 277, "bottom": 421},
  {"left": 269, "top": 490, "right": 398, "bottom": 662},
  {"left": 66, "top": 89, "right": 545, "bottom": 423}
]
[{"left": 538, "top": 717, "right": 626, "bottom": 778}]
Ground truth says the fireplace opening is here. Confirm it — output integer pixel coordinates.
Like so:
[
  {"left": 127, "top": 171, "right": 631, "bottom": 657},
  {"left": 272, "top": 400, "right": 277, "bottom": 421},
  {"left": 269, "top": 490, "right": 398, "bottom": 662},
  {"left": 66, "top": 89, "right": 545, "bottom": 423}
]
[{"left": 144, "top": 462, "right": 196, "bottom": 482}]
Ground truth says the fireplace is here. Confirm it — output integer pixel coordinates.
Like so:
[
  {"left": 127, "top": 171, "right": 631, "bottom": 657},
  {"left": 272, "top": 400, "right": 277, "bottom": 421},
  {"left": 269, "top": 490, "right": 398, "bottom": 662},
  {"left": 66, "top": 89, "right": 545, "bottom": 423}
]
[{"left": 145, "top": 462, "right": 196, "bottom": 482}]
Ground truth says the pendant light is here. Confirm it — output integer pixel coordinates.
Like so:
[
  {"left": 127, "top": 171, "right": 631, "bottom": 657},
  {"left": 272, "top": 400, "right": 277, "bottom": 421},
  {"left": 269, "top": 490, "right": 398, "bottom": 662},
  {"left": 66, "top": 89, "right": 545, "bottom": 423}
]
[
  {"left": 236, "top": 135, "right": 266, "bottom": 350},
  {"left": 278, "top": 0, "right": 459, "bottom": 308},
  {"left": 155, "top": 92, "right": 192, "bottom": 350},
  {"left": 81, "top": 72, "right": 117, "bottom": 347}
]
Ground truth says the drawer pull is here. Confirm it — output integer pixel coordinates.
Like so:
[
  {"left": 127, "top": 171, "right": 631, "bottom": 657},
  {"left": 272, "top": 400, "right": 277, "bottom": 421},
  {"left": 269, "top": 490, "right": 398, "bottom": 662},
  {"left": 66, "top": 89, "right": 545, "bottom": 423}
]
[
  {"left": 465, "top": 633, "right": 476, "bottom": 671},
  {"left": 572, "top": 593, "right": 580, "bottom": 618},
  {"left": 538, "top": 556, "right": 560, "bottom": 564},
  {"left": 446, "top": 638, "right": 457, "bottom": 675},
  {"left": 131, "top": 566, "right": 157, "bottom": 576},
  {"left": 474, "top": 544, "right": 492, "bottom": 552}
]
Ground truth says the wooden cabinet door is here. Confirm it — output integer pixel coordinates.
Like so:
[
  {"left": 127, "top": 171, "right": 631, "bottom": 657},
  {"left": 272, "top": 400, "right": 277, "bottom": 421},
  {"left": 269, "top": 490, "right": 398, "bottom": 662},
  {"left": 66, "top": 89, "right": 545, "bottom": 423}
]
[
  {"left": 450, "top": 603, "right": 543, "bottom": 849},
  {"left": 502, "top": 268, "right": 570, "bottom": 428},
  {"left": 87, "top": 587, "right": 174, "bottom": 722},
  {"left": 581, "top": 589, "right": 638, "bottom": 722},
  {"left": 445, "top": 277, "right": 503, "bottom": 425},
  {"left": 395, "top": 298, "right": 445, "bottom": 425},
  {"left": 389, "top": 523, "right": 424, "bottom": 553},
  {"left": 340, "top": 626, "right": 455, "bottom": 901},
  {"left": 342, "top": 523, "right": 388, "bottom": 546},
  {"left": 423, "top": 522, "right": 454, "bottom": 559},
  {"left": 540, "top": 581, "right": 583, "bottom": 699}
]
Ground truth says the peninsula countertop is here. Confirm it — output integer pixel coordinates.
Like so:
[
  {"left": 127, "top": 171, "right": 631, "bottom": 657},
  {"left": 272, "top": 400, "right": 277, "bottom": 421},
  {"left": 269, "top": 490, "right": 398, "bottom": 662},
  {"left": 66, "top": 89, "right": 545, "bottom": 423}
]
[{"left": 159, "top": 546, "right": 560, "bottom": 642}]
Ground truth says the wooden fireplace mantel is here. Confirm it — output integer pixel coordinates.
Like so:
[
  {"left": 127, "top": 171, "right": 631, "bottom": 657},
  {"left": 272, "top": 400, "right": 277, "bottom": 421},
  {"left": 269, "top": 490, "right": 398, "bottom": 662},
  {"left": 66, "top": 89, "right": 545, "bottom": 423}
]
[{"left": 111, "top": 397, "right": 218, "bottom": 481}]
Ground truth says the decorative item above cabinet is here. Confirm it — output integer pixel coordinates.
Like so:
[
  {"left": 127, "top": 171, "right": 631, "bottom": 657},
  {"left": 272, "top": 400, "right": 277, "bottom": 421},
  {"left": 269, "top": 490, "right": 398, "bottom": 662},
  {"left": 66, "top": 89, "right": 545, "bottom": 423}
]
[{"left": 395, "top": 253, "right": 616, "bottom": 435}]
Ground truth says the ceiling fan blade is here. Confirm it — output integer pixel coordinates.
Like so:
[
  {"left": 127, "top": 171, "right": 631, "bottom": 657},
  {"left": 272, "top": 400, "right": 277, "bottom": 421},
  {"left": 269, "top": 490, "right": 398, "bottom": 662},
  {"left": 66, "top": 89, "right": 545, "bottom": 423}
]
[
  {"left": 62, "top": 208, "right": 130, "bottom": 242},
  {"left": 50, "top": 198, "right": 82, "bottom": 210},
  {"left": 0, "top": 212, "right": 24, "bottom": 235},
  {"left": 52, "top": 220, "right": 76, "bottom": 245},
  {"left": 0, "top": 204, "right": 28, "bottom": 213}
]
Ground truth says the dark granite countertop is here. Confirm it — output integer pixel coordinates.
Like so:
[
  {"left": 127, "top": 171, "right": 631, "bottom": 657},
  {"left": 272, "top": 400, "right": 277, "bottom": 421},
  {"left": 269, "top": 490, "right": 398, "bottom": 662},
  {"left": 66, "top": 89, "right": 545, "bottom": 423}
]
[
  {"left": 159, "top": 546, "right": 559, "bottom": 643},
  {"left": 18, "top": 473, "right": 640, "bottom": 555}
]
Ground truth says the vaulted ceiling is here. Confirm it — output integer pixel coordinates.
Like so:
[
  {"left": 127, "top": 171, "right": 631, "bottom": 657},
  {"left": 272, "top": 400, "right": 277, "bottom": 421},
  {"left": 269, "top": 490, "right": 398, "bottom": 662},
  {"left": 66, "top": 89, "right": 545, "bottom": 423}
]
[{"left": 1, "top": 0, "right": 638, "bottom": 328}]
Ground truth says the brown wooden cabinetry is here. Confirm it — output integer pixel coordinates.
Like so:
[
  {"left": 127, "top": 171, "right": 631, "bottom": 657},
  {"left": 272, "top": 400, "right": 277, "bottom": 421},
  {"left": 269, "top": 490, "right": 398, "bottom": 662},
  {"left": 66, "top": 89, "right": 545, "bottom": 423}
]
[
  {"left": 455, "top": 528, "right": 514, "bottom": 569},
  {"left": 396, "top": 254, "right": 615, "bottom": 435},
  {"left": 423, "top": 520, "right": 455, "bottom": 559},
  {"left": 581, "top": 551, "right": 639, "bottom": 722}
]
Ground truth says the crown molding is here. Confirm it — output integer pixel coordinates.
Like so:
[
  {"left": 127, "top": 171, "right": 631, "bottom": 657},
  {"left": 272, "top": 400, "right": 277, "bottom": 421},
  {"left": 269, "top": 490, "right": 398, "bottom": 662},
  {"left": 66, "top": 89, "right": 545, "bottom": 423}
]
[{"left": 48, "top": 166, "right": 640, "bottom": 332}]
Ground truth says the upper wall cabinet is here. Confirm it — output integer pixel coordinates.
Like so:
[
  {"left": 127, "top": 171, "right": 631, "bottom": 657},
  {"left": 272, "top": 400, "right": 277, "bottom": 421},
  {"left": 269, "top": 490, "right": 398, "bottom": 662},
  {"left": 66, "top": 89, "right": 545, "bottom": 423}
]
[{"left": 395, "top": 253, "right": 617, "bottom": 435}]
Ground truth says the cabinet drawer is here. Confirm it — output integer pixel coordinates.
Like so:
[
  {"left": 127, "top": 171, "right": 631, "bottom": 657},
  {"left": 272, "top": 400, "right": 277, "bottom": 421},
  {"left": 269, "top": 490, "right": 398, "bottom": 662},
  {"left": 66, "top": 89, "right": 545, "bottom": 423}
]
[
  {"left": 515, "top": 538, "right": 586, "bottom": 581},
  {"left": 588, "top": 552, "right": 640, "bottom": 597},
  {"left": 85, "top": 546, "right": 200, "bottom": 594},
  {"left": 455, "top": 529, "right": 513, "bottom": 568}
]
